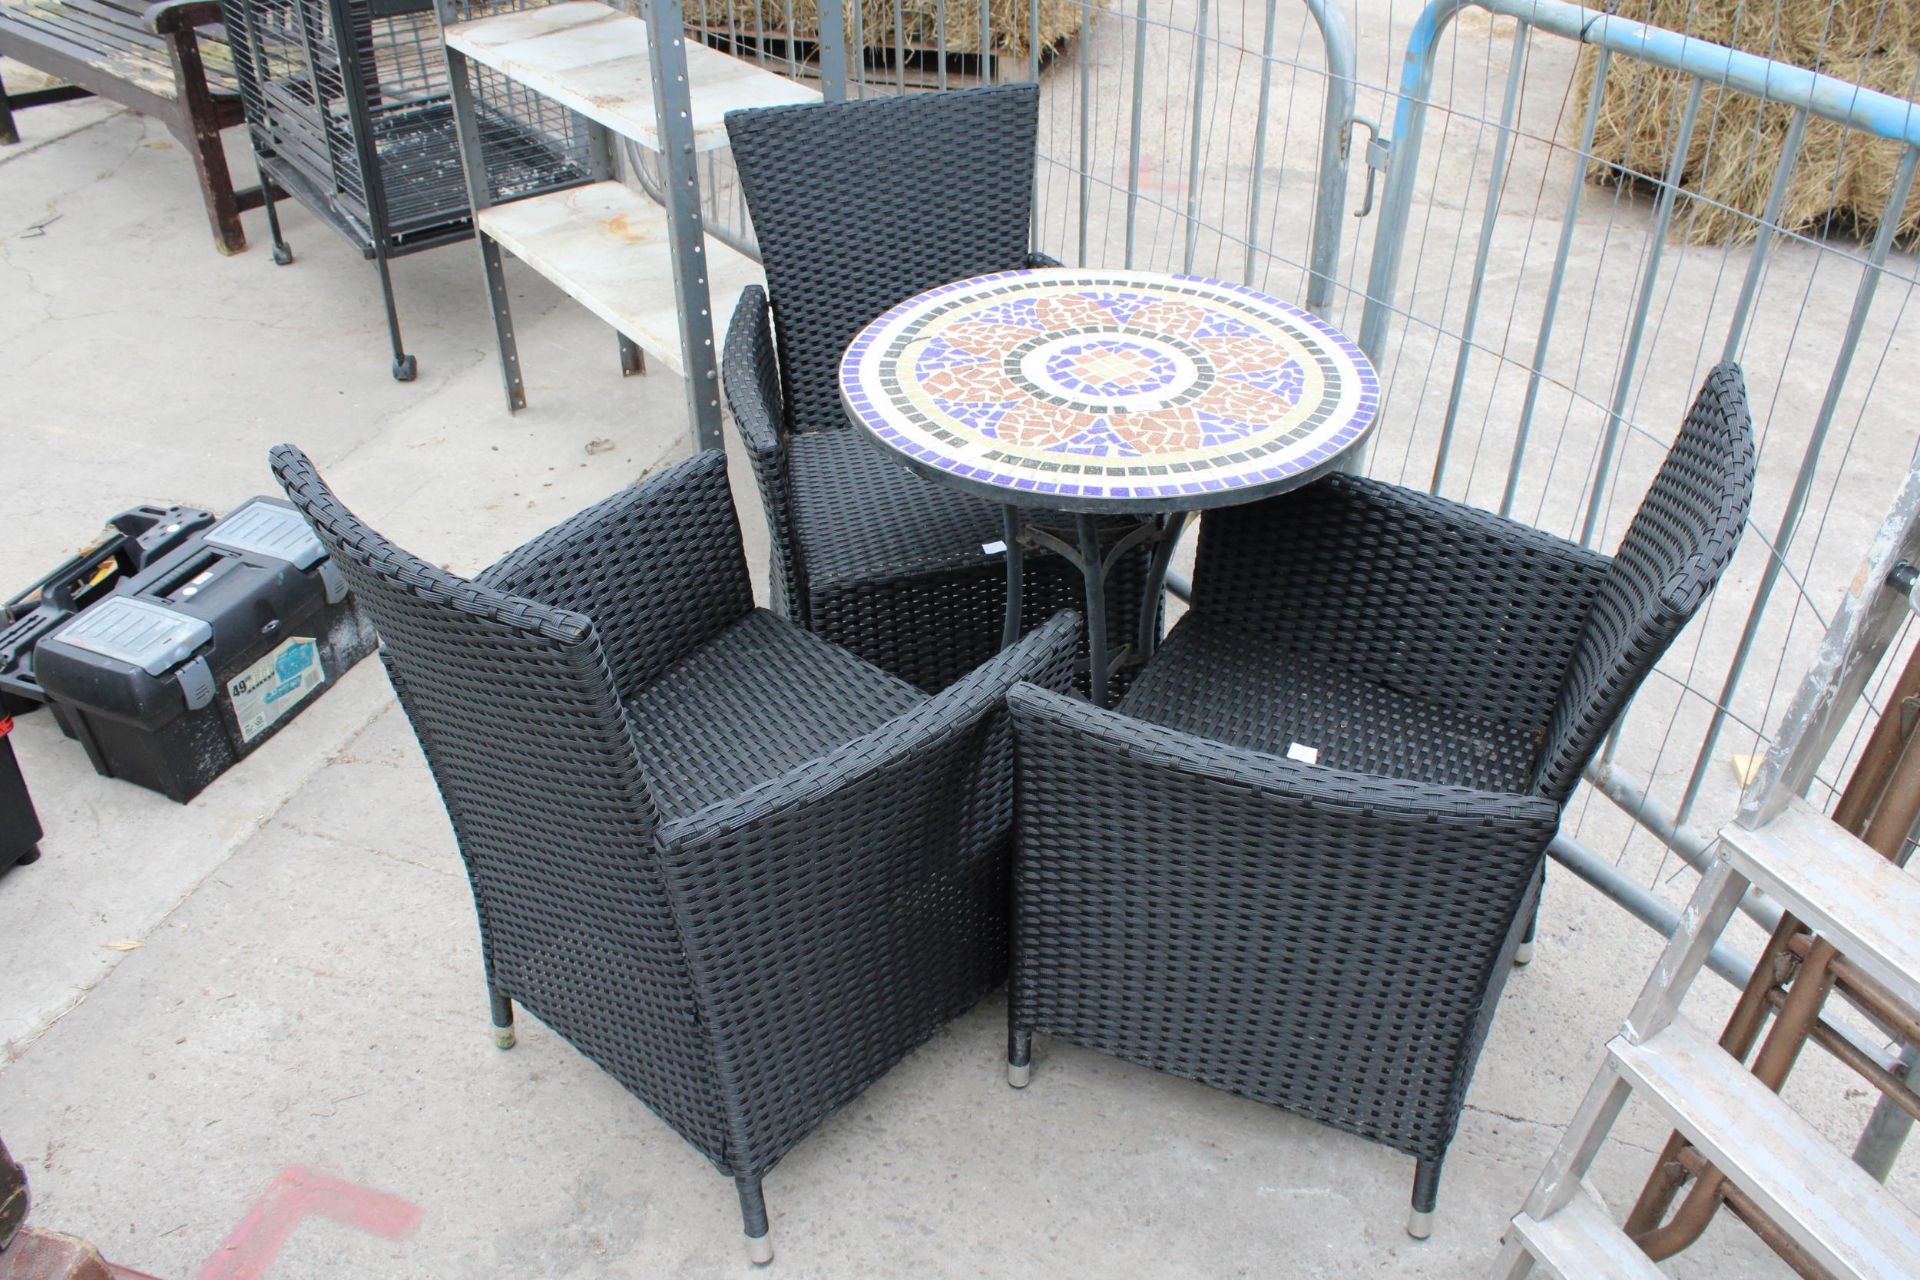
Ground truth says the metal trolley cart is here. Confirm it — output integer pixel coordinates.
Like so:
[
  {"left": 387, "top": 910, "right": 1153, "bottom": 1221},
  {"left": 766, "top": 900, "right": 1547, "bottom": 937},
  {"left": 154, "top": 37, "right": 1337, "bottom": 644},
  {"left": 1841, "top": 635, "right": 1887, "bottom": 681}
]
[{"left": 219, "top": 0, "right": 599, "bottom": 378}]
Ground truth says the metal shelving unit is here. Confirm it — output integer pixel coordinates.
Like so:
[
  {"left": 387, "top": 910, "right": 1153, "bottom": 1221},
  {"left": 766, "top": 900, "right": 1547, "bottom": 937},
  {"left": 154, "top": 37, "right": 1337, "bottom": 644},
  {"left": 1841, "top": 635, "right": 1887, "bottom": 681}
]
[
  {"left": 437, "top": 0, "right": 818, "bottom": 444},
  {"left": 221, "top": 0, "right": 598, "bottom": 379}
]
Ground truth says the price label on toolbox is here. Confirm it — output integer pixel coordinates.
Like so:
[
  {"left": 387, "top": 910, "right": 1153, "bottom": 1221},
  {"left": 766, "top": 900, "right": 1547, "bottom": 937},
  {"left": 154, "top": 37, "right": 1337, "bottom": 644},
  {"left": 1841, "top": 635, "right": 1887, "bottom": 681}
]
[{"left": 227, "top": 635, "right": 326, "bottom": 744}]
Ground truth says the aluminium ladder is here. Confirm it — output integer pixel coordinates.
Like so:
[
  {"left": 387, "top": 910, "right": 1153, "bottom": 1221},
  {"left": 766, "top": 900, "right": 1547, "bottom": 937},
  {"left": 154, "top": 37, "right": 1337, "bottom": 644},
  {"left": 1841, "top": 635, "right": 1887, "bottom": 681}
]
[{"left": 1494, "top": 461, "right": 1920, "bottom": 1278}]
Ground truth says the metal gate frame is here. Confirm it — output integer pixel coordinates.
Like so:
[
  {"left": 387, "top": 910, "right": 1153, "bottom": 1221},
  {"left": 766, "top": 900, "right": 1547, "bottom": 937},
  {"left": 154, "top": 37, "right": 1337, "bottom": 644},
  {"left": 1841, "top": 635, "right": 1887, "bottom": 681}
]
[{"left": 1353, "top": 0, "right": 1920, "bottom": 947}]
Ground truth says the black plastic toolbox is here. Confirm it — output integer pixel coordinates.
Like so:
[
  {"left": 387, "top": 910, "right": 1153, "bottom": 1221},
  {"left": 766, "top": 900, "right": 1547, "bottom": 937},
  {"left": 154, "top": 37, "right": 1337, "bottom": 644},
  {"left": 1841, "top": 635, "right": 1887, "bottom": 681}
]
[
  {"left": 30, "top": 498, "right": 378, "bottom": 803},
  {"left": 1, "top": 504, "right": 216, "bottom": 716}
]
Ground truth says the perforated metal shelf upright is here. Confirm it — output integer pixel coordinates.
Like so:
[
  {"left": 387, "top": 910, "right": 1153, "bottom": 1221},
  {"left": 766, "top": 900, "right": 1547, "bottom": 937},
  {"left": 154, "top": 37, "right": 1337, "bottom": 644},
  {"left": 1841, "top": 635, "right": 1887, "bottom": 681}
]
[{"left": 436, "top": 0, "right": 819, "bottom": 445}]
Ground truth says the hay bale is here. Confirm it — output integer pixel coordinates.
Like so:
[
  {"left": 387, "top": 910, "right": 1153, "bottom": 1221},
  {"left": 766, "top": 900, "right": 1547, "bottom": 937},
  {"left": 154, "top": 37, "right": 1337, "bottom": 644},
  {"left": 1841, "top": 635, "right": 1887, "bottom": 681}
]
[
  {"left": 1574, "top": 0, "right": 1920, "bottom": 243},
  {"left": 686, "top": 0, "right": 1093, "bottom": 60}
]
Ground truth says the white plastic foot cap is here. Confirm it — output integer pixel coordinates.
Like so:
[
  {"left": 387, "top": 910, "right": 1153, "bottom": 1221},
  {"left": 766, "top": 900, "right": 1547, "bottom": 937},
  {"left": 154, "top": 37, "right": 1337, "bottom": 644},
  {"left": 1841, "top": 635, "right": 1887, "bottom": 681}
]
[
  {"left": 746, "top": 1233, "right": 774, "bottom": 1265},
  {"left": 1007, "top": 1061, "right": 1031, "bottom": 1089},
  {"left": 493, "top": 1023, "right": 516, "bottom": 1050},
  {"left": 1407, "top": 1207, "right": 1434, "bottom": 1240},
  {"left": 1513, "top": 941, "right": 1535, "bottom": 967}
]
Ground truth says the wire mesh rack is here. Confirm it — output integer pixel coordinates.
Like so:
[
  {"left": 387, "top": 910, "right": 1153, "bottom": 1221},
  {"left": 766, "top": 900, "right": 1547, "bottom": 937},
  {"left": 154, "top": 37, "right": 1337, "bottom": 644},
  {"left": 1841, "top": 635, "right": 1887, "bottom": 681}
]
[{"left": 220, "top": 0, "right": 597, "bottom": 377}]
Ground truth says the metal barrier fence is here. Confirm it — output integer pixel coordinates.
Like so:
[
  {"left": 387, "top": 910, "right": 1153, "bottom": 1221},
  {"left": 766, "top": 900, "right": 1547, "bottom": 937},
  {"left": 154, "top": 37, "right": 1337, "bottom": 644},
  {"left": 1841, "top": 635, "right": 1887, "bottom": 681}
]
[
  {"left": 667, "top": 0, "right": 1920, "bottom": 904},
  {"left": 1342, "top": 0, "right": 1920, "bottom": 944}
]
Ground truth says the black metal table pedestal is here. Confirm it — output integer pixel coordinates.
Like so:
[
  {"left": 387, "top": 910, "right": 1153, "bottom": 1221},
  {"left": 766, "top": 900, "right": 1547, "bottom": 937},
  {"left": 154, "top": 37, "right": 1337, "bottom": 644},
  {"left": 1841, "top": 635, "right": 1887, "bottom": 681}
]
[{"left": 1001, "top": 508, "right": 1190, "bottom": 707}]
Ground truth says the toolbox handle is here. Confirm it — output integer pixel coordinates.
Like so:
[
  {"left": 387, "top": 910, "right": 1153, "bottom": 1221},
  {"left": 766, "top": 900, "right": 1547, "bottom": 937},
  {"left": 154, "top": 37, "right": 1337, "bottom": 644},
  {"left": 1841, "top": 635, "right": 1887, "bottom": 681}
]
[{"left": 5, "top": 542, "right": 126, "bottom": 619}]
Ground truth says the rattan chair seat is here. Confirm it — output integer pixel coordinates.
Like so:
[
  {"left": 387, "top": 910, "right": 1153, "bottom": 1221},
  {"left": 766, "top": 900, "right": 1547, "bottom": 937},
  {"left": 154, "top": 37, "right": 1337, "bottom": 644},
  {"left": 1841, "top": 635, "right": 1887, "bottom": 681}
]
[
  {"left": 626, "top": 608, "right": 922, "bottom": 818},
  {"left": 1120, "top": 613, "right": 1537, "bottom": 794},
  {"left": 787, "top": 432, "right": 1009, "bottom": 588}
]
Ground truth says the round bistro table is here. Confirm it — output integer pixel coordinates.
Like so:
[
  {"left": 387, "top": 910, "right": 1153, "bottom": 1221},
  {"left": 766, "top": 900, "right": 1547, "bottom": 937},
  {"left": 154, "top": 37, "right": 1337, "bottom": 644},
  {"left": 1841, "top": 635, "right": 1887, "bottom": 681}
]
[{"left": 839, "top": 268, "right": 1380, "bottom": 706}]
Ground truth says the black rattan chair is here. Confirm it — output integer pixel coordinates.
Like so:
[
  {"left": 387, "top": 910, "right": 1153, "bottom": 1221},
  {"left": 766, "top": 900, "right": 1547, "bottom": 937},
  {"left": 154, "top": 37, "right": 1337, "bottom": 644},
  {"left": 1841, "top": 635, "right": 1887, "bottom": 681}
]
[
  {"left": 270, "top": 444, "right": 1080, "bottom": 1265},
  {"left": 1004, "top": 362, "right": 1756, "bottom": 1239},
  {"left": 723, "top": 83, "right": 1149, "bottom": 694}
]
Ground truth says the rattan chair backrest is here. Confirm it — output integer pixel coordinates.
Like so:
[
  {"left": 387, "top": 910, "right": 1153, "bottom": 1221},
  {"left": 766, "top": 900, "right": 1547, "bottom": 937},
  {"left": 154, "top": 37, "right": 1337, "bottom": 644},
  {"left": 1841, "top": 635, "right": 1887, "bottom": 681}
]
[
  {"left": 269, "top": 445, "right": 659, "bottom": 851},
  {"left": 726, "top": 83, "right": 1040, "bottom": 436},
  {"left": 1535, "top": 362, "right": 1757, "bottom": 802}
]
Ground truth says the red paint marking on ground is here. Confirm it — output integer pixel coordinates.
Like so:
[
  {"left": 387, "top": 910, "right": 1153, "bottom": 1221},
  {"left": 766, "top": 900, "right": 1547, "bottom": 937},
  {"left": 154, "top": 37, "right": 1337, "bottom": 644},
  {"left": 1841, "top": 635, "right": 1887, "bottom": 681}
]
[{"left": 198, "top": 1166, "right": 422, "bottom": 1280}]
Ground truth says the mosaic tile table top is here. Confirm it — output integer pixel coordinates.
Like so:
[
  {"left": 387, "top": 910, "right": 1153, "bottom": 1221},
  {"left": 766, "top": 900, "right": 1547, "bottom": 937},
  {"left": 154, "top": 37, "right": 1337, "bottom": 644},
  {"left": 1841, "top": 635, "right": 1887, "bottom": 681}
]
[{"left": 840, "top": 269, "right": 1380, "bottom": 512}]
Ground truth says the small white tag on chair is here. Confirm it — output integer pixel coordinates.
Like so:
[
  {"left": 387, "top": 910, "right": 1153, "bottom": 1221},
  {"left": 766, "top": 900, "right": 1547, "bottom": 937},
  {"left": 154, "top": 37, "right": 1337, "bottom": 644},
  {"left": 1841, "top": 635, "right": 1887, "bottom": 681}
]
[
  {"left": 1286, "top": 742, "right": 1320, "bottom": 766},
  {"left": 981, "top": 540, "right": 1007, "bottom": 555}
]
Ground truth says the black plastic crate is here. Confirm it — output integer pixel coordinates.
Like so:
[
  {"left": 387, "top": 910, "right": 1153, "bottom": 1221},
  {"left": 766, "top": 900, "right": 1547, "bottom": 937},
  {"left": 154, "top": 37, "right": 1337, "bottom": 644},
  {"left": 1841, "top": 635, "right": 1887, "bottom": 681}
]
[{"left": 0, "top": 716, "right": 41, "bottom": 873}]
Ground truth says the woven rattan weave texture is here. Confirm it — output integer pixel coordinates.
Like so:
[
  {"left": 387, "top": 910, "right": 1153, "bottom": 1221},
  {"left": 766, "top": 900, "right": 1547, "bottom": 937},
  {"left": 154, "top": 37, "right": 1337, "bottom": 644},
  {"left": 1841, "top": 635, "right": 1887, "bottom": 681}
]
[
  {"left": 723, "top": 84, "right": 1148, "bottom": 693},
  {"left": 1008, "top": 363, "right": 1756, "bottom": 1224},
  {"left": 269, "top": 444, "right": 1081, "bottom": 1254}
]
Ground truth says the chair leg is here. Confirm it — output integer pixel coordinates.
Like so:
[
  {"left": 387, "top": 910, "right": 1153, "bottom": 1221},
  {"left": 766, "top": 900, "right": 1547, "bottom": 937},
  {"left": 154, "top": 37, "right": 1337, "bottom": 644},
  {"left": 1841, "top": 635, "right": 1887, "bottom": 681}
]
[
  {"left": 489, "top": 989, "right": 515, "bottom": 1050},
  {"left": 1514, "top": 899, "right": 1539, "bottom": 967},
  {"left": 1408, "top": 1156, "right": 1442, "bottom": 1240},
  {"left": 736, "top": 1175, "right": 773, "bottom": 1265},
  {"left": 162, "top": 28, "right": 247, "bottom": 255},
  {"left": 1007, "top": 1027, "right": 1032, "bottom": 1089},
  {"left": 0, "top": 68, "right": 19, "bottom": 147}
]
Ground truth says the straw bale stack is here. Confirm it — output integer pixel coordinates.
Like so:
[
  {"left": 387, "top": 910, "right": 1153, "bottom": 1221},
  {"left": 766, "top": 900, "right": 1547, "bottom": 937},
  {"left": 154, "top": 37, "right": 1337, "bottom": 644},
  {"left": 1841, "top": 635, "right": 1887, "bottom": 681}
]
[
  {"left": 1574, "top": 0, "right": 1920, "bottom": 243},
  {"left": 686, "top": 0, "right": 1092, "bottom": 60}
]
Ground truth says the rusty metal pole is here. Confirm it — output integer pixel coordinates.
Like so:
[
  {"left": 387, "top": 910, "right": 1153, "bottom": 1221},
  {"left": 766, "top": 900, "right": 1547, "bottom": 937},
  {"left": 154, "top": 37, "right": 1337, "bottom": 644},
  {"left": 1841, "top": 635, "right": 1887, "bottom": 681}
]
[
  {"left": 1623, "top": 913, "right": 1803, "bottom": 1237},
  {"left": 1830, "top": 638, "right": 1920, "bottom": 840},
  {"left": 1860, "top": 725, "right": 1920, "bottom": 860},
  {"left": 1633, "top": 939, "right": 1840, "bottom": 1263},
  {"left": 1837, "top": 638, "right": 1920, "bottom": 1179}
]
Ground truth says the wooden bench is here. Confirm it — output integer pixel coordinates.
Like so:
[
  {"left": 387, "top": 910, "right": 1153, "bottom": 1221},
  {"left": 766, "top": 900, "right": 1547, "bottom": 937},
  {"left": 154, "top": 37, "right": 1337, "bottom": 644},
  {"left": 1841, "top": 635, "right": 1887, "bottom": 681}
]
[{"left": 0, "top": 0, "right": 263, "bottom": 252}]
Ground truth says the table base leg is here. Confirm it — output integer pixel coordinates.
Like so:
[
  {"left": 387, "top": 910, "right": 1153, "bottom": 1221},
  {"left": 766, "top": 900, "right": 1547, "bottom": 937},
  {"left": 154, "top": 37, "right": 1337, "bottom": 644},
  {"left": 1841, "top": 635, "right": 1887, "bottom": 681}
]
[
  {"left": 1001, "top": 510, "right": 1192, "bottom": 709},
  {"left": 1138, "top": 510, "right": 1189, "bottom": 663},
  {"left": 1075, "top": 514, "right": 1112, "bottom": 706},
  {"left": 1001, "top": 506, "right": 1025, "bottom": 652}
]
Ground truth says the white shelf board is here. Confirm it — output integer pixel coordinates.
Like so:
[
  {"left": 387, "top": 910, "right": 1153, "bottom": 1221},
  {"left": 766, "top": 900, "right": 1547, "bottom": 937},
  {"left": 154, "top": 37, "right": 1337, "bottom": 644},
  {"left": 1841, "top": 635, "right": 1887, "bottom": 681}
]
[
  {"left": 477, "top": 180, "right": 761, "bottom": 380},
  {"left": 444, "top": 1, "right": 819, "bottom": 152}
]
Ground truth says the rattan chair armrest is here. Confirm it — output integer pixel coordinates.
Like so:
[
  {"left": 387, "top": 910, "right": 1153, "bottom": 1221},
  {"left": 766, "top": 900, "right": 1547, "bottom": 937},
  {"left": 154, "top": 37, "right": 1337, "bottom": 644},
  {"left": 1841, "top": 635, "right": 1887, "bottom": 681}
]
[
  {"left": 1191, "top": 473, "right": 1611, "bottom": 733},
  {"left": 1008, "top": 681, "right": 1560, "bottom": 828},
  {"left": 654, "top": 611, "right": 1081, "bottom": 854},
  {"left": 723, "top": 286, "right": 807, "bottom": 617},
  {"left": 723, "top": 287, "right": 788, "bottom": 461},
  {"left": 479, "top": 449, "right": 753, "bottom": 693}
]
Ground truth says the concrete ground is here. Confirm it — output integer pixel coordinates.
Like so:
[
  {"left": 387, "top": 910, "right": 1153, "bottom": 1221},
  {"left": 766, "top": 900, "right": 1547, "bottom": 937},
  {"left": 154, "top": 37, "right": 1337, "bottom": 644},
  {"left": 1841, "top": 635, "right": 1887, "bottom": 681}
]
[{"left": 0, "top": 22, "right": 1911, "bottom": 1279}]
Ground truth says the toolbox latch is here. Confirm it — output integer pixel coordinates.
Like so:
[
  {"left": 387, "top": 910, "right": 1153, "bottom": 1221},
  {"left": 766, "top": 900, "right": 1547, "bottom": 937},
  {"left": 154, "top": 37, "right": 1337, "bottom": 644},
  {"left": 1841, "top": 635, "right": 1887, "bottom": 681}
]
[
  {"left": 177, "top": 656, "right": 215, "bottom": 712},
  {"left": 319, "top": 560, "right": 349, "bottom": 606}
]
